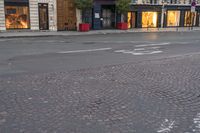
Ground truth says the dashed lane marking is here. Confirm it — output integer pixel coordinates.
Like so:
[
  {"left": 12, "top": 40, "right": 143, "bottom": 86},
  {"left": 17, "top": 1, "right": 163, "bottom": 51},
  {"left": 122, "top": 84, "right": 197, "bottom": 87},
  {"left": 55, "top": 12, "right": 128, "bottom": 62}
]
[
  {"left": 115, "top": 49, "right": 163, "bottom": 55},
  {"left": 135, "top": 42, "right": 170, "bottom": 47},
  {"left": 57, "top": 48, "right": 112, "bottom": 54}
]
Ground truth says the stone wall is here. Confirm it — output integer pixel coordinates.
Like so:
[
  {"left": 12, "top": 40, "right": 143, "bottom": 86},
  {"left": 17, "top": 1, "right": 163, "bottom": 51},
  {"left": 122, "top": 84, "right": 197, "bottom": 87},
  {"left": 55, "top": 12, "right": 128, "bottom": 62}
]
[
  {"left": 29, "top": 0, "right": 57, "bottom": 31},
  {"left": 0, "top": 1, "right": 6, "bottom": 31}
]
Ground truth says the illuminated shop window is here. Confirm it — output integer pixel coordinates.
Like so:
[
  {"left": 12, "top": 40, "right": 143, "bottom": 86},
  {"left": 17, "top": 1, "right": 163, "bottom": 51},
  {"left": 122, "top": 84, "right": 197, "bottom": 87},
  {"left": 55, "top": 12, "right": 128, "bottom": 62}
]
[
  {"left": 167, "top": 10, "right": 180, "bottom": 27},
  {"left": 128, "top": 12, "right": 136, "bottom": 29},
  {"left": 5, "top": 6, "right": 30, "bottom": 29},
  {"left": 142, "top": 12, "right": 158, "bottom": 28},
  {"left": 128, "top": 12, "right": 132, "bottom": 29},
  {"left": 184, "top": 11, "right": 196, "bottom": 26}
]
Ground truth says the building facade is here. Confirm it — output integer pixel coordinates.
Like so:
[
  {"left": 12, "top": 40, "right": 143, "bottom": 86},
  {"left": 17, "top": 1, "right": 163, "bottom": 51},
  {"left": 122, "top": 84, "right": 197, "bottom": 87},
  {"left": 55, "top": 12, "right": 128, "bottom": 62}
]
[
  {"left": 0, "top": 0, "right": 57, "bottom": 31},
  {"left": 128, "top": 0, "right": 200, "bottom": 28},
  {"left": 0, "top": 0, "right": 200, "bottom": 31},
  {"left": 93, "top": 0, "right": 116, "bottom": 30},
  {"left": 57, "top": 0, "right": 77, "bottom": 31},
  {"left": 91, "top": 0, "right": 200, "bottom": 29},
  {"left": 29, "top": 0, "right": 57, "bottom": 31}
]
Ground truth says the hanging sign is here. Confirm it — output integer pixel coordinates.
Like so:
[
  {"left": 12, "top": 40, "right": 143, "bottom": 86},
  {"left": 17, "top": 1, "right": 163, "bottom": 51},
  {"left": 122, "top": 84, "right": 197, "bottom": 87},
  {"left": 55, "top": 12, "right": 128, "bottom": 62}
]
[{"left": 191, "top": 0, "right": 196, "bottom": 13}]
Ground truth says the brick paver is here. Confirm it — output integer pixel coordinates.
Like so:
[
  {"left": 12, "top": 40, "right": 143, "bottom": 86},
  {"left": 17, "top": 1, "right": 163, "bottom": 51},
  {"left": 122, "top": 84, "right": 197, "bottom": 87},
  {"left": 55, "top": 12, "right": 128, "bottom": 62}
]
[{"left": 1, "top": 55, "right": 200, "bottom": 132}]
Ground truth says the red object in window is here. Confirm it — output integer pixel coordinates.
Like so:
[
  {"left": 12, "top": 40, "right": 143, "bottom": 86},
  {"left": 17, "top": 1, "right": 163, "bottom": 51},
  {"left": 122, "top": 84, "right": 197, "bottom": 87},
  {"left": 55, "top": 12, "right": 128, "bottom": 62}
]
[
  {"left": 117, "top": 22, "right": 128, "bottom": 30},
  {"left": 79, "top": 23, "right": 90, "bottom": 32}
]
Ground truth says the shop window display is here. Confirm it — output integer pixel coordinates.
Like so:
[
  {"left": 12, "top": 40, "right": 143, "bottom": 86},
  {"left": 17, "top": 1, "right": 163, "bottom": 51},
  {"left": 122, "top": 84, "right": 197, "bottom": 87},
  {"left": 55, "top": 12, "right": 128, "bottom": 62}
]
[
  {"left": 184, "top": 11, "right": 196, "bottom": 26},
  {"left": 167, "top": 10, "right": 180, "bottom": 27},
  {"left": 127, "top": 12, "right": 136, "bottom": 29},
  {"left": 142, "top": 12, "right": 158, "bottom": 28},
  {"left": 5, "top": 6, "right": 30, "bottom": 29}
]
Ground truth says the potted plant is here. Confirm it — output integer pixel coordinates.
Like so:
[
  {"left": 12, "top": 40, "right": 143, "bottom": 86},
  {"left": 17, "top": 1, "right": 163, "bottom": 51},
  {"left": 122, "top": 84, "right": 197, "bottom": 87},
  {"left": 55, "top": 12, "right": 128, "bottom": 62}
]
[
  {"left": 116, "top": 0, "right": 131, "bottom": 30},
  {"left": 75, "top": 0, "right": 93, "bottom": 32}
]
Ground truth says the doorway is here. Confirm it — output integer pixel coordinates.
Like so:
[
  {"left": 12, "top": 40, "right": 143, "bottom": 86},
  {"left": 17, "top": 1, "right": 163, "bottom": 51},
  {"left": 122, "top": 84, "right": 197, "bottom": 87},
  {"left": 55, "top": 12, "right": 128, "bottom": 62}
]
[
  {"left": 101, "top": 5, "right": 115, "bottom": 29},
  {"left": 38, "top": 3, "right": 49, "bottom": 30},
  {"left": 128, "top": 12, "right": 136, "bottom": 28}
]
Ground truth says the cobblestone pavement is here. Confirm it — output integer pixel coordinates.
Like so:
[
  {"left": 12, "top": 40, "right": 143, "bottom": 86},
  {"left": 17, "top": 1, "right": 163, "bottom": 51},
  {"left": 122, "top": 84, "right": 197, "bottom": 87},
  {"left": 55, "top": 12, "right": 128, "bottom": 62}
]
[{"left": 1, "top": 54, "right": 200, "bottom": 133}]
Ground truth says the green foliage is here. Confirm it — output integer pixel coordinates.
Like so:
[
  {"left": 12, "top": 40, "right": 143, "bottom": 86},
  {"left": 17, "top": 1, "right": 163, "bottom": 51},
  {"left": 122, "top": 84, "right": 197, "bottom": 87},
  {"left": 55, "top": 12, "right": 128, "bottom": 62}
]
[
  {"left": 74, "top": 0, "right": 93, "bottom": 11},
  {"left": 116, "top": 0, "right": 131, "bottom": 14}
]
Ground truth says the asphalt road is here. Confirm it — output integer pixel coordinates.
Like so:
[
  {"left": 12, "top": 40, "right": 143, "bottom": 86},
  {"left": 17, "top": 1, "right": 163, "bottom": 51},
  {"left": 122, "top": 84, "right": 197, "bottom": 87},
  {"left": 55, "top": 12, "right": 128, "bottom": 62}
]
[{"left": 1, "top": 32, "right": 200, "bottom": 133}]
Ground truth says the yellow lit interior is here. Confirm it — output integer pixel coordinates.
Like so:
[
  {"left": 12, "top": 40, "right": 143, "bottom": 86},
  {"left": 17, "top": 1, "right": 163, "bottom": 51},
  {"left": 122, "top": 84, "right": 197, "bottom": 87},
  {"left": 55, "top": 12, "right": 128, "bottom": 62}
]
[
  {"left": 184, "top": 11, "right": 196, "bottom": 26},
  {"left": 167, "top": 10, "right": 180, "bottom": 26},
  {"left": 128, "top": 12, "right": 132, "bottom": 29},
  {"left": 142, "top": 12, "right": 158, "bottom": 28},
  {"left": 5, "top": 6, "right": 30, "bottom": 29}
]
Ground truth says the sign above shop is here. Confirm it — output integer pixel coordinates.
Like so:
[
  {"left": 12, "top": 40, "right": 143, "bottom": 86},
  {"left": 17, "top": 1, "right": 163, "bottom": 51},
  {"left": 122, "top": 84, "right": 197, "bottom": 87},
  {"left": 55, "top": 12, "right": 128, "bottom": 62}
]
[{"left": 5, "top": 0, "right": 29, "bottom": 3}]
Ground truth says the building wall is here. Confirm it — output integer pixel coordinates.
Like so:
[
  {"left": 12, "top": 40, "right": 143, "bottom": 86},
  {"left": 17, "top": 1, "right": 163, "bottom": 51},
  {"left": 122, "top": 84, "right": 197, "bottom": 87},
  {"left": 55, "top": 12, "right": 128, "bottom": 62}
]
[
  {"left": 0, "top": 1, "right": 6, "bottom": 31},
  {"left": 57, "top": 0, "right": 77, "bottom": 31},
  {"left": 29, "top": 0, "right": 57, "bottom": 31}
]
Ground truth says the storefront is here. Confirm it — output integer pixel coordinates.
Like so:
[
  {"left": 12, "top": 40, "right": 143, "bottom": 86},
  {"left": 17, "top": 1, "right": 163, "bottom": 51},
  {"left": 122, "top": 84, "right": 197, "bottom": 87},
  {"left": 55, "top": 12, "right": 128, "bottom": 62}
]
[
  {"left": 29, "top": 0, "right": 57, "bottom": 31},
  {"left": 93, "top": 0, "right": 116, "bottom": 30},
  {"left": 163, "top": 5, "right": 200, "bottom": 27},
  {"left": 0, "top": 0, "right": 57, "bottom": 31},
  {"left": 142, "top": 11, "right": 158, "bottom": 28},
  {"left": 129, "top": 5, "right": 162, "bottom": 28},
  {"left": 167, "top": 10, "right": 180, "bottom": 27},
  {"left": 4, "top": 0, "right": 30, "bottom": 29},
  {"left": 184, "top": 10, "right": 197, "bottom": 26}
]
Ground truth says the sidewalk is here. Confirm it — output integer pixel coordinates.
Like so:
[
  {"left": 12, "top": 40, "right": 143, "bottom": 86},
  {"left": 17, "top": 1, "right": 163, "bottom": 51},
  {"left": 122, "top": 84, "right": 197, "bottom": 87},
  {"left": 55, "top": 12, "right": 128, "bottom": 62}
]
[{"left": 0, "top": 27, "right": 200, "bottom": 38}]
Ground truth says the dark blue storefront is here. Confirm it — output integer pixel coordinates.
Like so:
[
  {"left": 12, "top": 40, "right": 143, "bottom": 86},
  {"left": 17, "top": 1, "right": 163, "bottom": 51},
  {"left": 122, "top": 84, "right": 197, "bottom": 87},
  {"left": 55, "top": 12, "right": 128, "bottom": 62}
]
[
  {"left": 93, "top": 0, "right": 117, "bottom": 30},
  {"left": 163, "top": 5, "right": 200, "bottom": 27},
  {"left": 128, "top": 4, "right": 200, "bottom": 29},
  {"left": 92, "top": 2, "right": 200, "bottom": 30}
]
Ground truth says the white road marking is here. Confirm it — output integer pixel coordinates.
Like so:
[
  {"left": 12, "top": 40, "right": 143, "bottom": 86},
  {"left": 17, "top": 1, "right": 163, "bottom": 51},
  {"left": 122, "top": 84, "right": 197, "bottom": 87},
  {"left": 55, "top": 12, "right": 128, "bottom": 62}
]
[
  {"left": 57, "top": 48, "right": 112, "bottom": 54},
  {"left": 115, "top": 49, "right": 163, "bottom": 56},
  {"left": 157, "top": 119, "right": 175, "bottom": 133},
  {"left": 134, "top": 47, "right": 160, "bottom": 51},
  {"left": 82, "top": 41, "right": 151, "bottom": 44},
  {"left": 134, "top": 48, "right": 145, "bottom": 51},
  {"left": 135, "top": 42, "right": 170, "bottom": 47},
  {"left": 192, "top": 113, "right": 200, "bottom": 132}
]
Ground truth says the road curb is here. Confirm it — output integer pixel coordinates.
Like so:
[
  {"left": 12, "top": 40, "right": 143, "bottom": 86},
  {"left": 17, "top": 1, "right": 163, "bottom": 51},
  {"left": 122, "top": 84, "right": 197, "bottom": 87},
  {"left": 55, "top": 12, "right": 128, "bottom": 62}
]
[{"left": 0, "top": 29, "right": 199, "bottom": 39}]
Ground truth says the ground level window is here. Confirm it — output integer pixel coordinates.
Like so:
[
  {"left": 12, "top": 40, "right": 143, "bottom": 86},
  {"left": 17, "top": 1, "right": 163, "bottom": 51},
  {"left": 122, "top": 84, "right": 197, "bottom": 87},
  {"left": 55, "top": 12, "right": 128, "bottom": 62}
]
[
  {"left": 128, "top": 12, "right": 136, "bottom": 28},
  {"left": 142, "top": 12, "right": 158, "bottom": 28},
  {"left": 5, "top": 6, "right": 30, "bottom": 29},
  {"left": 167, "top": 10, "right": 180, "bottom": 27},
  {"left": 184, "top": 11, "right": 196, "bottom": 26}
]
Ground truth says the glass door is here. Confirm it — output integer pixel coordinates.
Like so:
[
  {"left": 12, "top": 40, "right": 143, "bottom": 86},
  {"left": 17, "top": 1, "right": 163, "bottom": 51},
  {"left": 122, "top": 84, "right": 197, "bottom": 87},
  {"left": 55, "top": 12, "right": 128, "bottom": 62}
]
[
  {"left": 102, "top": 9, "right": 112, "bottom": 28},
  {"left": 38, "top": 3, "right": 49, "bottom": 30}
]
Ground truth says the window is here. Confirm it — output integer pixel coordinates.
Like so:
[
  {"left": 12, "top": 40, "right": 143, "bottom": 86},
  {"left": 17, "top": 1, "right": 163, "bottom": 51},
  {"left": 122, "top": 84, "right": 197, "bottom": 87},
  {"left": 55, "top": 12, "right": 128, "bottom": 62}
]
[
  {"left": 142, "top": 12, "right": 158, "bottom": 28},
  {"left": 5, "top": 6, "right": 30, "bottom": 29},
  {"left": 131, "top": 0, "right": 138, "bottom": 3},
  {"left": 128, "top": 12, "right": 136, "bottom": 28},
  {"left": 142, "top": 0, "right": 159, "bottom": 4},
  {"left": 184, "top": 11, "right": 196, "bottom": 26},
  {"left": 167, "top": 10, "right": 180, "bottom": 26}
]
